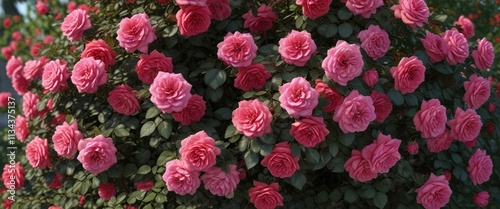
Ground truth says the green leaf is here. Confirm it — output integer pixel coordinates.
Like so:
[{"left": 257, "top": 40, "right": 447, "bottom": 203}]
[
  {"left": 317, "top": 24, "right": 337, "bottom": 38},
  {"left": 295, "top": 15, "right": 304, "bottom": 29},
  {"left": 361, "top": 186, "right": 376, "bottom": 199},
  {"left": 135, "top": 149, "right": 151, "bottom": 164},
  {"left": 155, "top": 193, "right": 167, "bottom": 203},
  {"left": 37, "top": 99, "right": 48, "bottom": 111},
  {"left": 375, "top": 179, "right": 392, "bottom": 193},
  {"left": 434, "top": 63, "right": 454, "bottom": 74},
  {"left": 145, "top": 107, "right": 161, "bottom": 119},
  {"left": 329, "top": 143, "right": 339, "bottom": 157},
  {"left": 114, "top": 127, "right": 129, "bottom": 137},
  {"left": 451, "top": 153, "right": 463, "bottom": 163},
  {"left": 414, "top": 50, "right": 428, "bottom": 65},
  {"left": 343, "top": 189, "right": 358, "bottom": 203},
  {"left": 338, "top": 22, "right": 353, "bottom": 38},
  {"left": 404, "top": 94, "right": 419, "bottom": 106},
  {"left": 291, "top": 172, "right": 307, "bottom": 190},
  {"left": 224, "top": 125, "right": 238, "bottom": 139},
  {"left": 157, "top": 121, "right": 172, "bottom": 139},
  {"left": 206, "top": 87, "right": 224, "bottom": 102},
  {"left": 250, "top": 139, "right": 261, "bottom": 153},
  {"left": 373, "top": 192, "right": 388, "bottom": 209},
  {"left": 453, "top": 166, "right": 468, "bottom": 181},
  {"left": 204, "top": 69, "right": 227, "bottom": 89},
  {"left": 337, "top": 8, "right": 353, "bottom": 20},
  {"left": 157, "top": 150, "right": 176, "bottom": 166},
  {"left": 214, "top": 107, "right": 232, "bottom": 120},
  {"left": 305, "top": 148, "right": 320, "bottom": 163},
  {"left": 339, "top": 133, "right": 355, "bottom": 146},
  {"left": 244, "top": 151, "right": 259, "bottom": 169},
  {"left": 140, "top": 121, "right": 157, "bottom": 138},
  {"left": 388, "top": 88, "right": 404, "bottom": 106},
  {"left": 137, "top": 165, "right": 151, "bottom": 175},
  {"left": 143, "top": 192, "right": 156, "bottom": 202},
  {"left": 124, "top": 164, "right": 138, "bottom": 177}
]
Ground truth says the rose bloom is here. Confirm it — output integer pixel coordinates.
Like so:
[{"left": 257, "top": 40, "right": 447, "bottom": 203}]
[
  {"left": 77, "top": 135, "right": 117, "bottom": 175},
  {"left": 78, "top": 195, "right": 86, "bottom": 206},
  {"left": 1, "top": 46, "right": 13, "bottom": 60},
  {"left": 11, "top": 72, "right": 29, "bottom": 95},
  {"left": 416, "top": 173, "right": 452, "bottom": 209},
  {"left": 217, "top": 32, "right": 257, "bottom": 67},
  {"left": 467, "top": 149, "right": 493, "bottom": 185},
  {"left": 290, "top": 116, "right": 329, "bottom": 147},
  {"left": 322, "top": 40, "right": 364, "bottom": 86},
  {"left": 30, "top": 43, "right": 43, "bottom": 57},
  {"left": 176, "top": 6, "right": 211, "bottom": 37},
  {"left": 363, "top": 69, "right": 378, "bottom": 88},
  {"left": 52, "top": 122, "right": 84, "bottom": 159},
  {"left": 442, "top": 28, "right": 469, "bottom": 65},
  {"left": 48, "top": 206, "right": 62, "bottom": 209},
  {"left": 36, "top": 1, "right": 49, "bottom": 15},
  {"left": 71, "top": 57, "right": 107, "bottom": 94},
  {"left": 157, "top": 0, "right": 170, "bottom": 3},
  {"left": 474, "top": 191, "right": 490, "bottom": 208},
  {"left": 248, "top": 181, "right": 284, "bottom": 209},
  {"left": 357, "top": 25, "right": 390, "bottom": 60},
  {"left": 315, "top": 79, "right": 345, "bottom": 113},
  {"left": 3, "top": 17, "right": 11, "bottom": 28},
  {"left": 6, "top": 56, "right": 23, "bottom": 78},
  {"left": 98, "top": 183, "right": 116, "bottom": 200},
  {"left": 116, "top": 13, "right": 157, "bottom": 53},
  {"left": 61, "top": 9, "right": 91, "bottom": 41},
  {"left": 0, "top": 92, "right": 11, "bottom": 107},
  {"left": 413, "top": 99, "right": 447, "bottom": 138},
  {"left": 362, "top": 133, "right": 401, "bottom": 173},
  {"left": 447, "top": 107, "right": 482, "bottom": 143},
  {"left": 42, "top": 59, "right": 70, "bottom": 92},
  {"left": 279, "top": 77, "right": 319, "bottom": 118},
  {"left": 26, "top": 136, "right": 52, "bottom": 169},
  {"left": 14, "top": 115, "right": 29, "bottom": 142},
  {"left": 454, "top": 15, "right": 474, "bottom": 39},
  {"left": 333, "top": 90, "right": 376, "bottom": 133},
  {"left": 162, "top": 159, "right": 201, "bottom": 195},
  {"left": 472, "top": 38, "right": 495, "bottom": 70},
  {"left": 108, "top": 84, "right": 140, "bottom": 115},
  {"left": 43, "top": 35, "right": 54, "bottom": 44},
  {"left": 9, "top": 41, "right": 17, "bottom": 51},
  {"left": 295, "top": 0, "right": 332, "bottom": 20},
  {"left": 407, "top": 141, "right": 419, "bottom": 155},
  {"left": 345, "top": 0, "right": 384, "bottom": 18},
  {"left": 261, "top": 142, "right": 299, "bottom": 178},
  {"left": 24, "top": 57, "right": 50, "bottom": 81},
  {"left": 370, "top": 90, "right": 392, "bottom": 123},
  {"left": 47, "top": 172, "right": 64, "bottom": 189},
  {"left": 135, "top": 50, "right": 173, "bottom": 85},
  {"left": 172, "top": 94, "right": 206, "bottom": 125},
  {"left": 81, "top": 39, "right": 117, "bottom": 70},
  {"left": 149, "top": 72, "right": 192, "bottom": 114},
  {"left": 234, "top": 63, "right": 271, "bottom": 91},
  {"left": 22, "top": 92, "right": 40, "bottom": 119},
  {"left": 2, "top": 162, "right": 25, "bottom": 190},
  {"left": 420, "top": 31, "right": 449, "bottom": 63},
  {"left": 200, "top": 164, "right": 240, "bottom": 197},
  {"left": 390, "top": 56, "right": 425, "bottom": 94},
  {"left": 344, "top": 150, "right": 378, "bottom": 182},
  {"left": 175, "top": 0, "right": 206, "bottom": 6},
  {"left": 179, "top": 131, "right": 221, "bottom": 171},
  {"left": 12, "top": 31, "right": 22, "bottom": 41},
  {"left": 278, "top": 30, "right": 317, "bottom": 67},
  {"left": 232, "top": 99, "right": 273, "bottom": 138},
  {"left": 463, "top": 74, "right": 490, "bottom": 109},
  {"left": 242, "top": 5, "right": 277, "bottom": 34},
  {"left": 135, "top": 181, "right": 154, "bottom": 191},
  {"left": 426, "top": 130, "right": 453, "bottom": 153},
  {"left": 206, "top": 0, "right": 231, "bottom": 20},
  {"left": 391, "top": 0, "right": 429, "bottom": 29}
]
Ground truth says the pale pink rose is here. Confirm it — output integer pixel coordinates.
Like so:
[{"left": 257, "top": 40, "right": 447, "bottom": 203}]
[
  {"left": 391, "top": 0, "right": 429, "bottom": 29},
  {"left": 416, "top": 174, "right": 452, "bottom": 209},
  {"left": 116, "top": 13, "right": 156, "bottom": 53},
  {"left": 36, "top": 1, "right": 49, "bottom": 15},
  {"left": 43, "top": 36, "right": 53, "bottom": 44},
  {"left": 172, "top": 94, "right": 206, "bottom": 125},
  {"left": 1, "top": 46, "right": 13, "bottom": 60},
  {"left": 454, "top": 15, "right": 474, "bottom": 39},
  {"left": 200, "top": 164, "right": 240, "bottom": 197},
  {"left": 108, "top": 84, "right": 140, "bottom": 115},
  {"left": 357, "top": 25, "right": 390, "bottom": 60},
  {"left": 290, "top": 116, "right": 329, "bottom": 147},
  {"left": 149, "top": 72, "right": 192, "bottom": 114},
  {"left": 322, "top": 40, "right": 364, "bottom": 86},
  {"left": 370, "top": 90, "right": 392, "bottom": 123},
  {"left": 12, "top": 31, "right": 22, "bottom": 41},
  {"left": 47, "top": 172, "right": 64, "bottom": 189},
  {"left": 390, "top": 56, "right": 425, "bottom": 94},
  {"left": 315, "top": 80, "right": 345, "bottom": 113},
  {"left": 345, "top": 0, "right": 384, "bottom": 18},
  {"left": 472, "top": 38, "right": 495, "bottom": 70},
  {"left": 206, "top": 0, "right": 231, "bottom": 20},
  {"left": 234, "top": 63, "right": 271, "bottom": 91},
  {"left": 135, "top": 181, "right": 154, "bottom": 191},
  {"left": 162, "top": 159, "right": 201, "bottom": 195},
  {"left": 463, "top": 74, "right": 490, "bottom": 109},
  {"left": 77, "top": 135, "right": 117, "bottom": 175},
  {"left": 22, "top": 92, "right": 39, "bottom": 119},
  {"left": 217, "top": 32, "right": 257, "bottom": 67},
  {"left": 6, "top": 56, "right": 23, "bottom": 78},
  {"left": 135, "top": 50, "right": 173, "bottom": 85},
  {"left": 71, "top": 57, "right": 107, "bottom": 93},
  {"left": 333, "top": 90, "right": 376, "bottom": 133},
  {"left": 61, "top": 9, "right": 91, "bottom": 41},
  {"left": 442, "top": 28, "right": 469, "bottom": 65},
  {"left": 473, "top": 191, "right": 489, "bottom": 208},
  {"left": 42, "top": 59, "right": 70, "bottom": 92},
  {"left": 362, "top": 133, "right": 401, "bottom": 173},
  {"left": 447, "top": 107, "right": 482, "bottom": 143},
  {"left": 11, "top": 72, "right": 29, "bottom": 95},
  {"left": 14, "top": 115, "right": 29, "bottom": 142},
  {"left": 179, "top": 131, "right": 221, "bottom": 171},
  {"left": 175, "top": 0, "right": 206, "bottom": 6},
  {"left": 467, "top": 149, "right": 493, "bottom": 185},
  {"left": 81, "top": 39, "right": 117, "bottom": 70},
  {"left": 23, "top": 57, "right": 49, "bottom": 81},
  {"left": 98, "top": 183, "right": 116, "bottom": 200},
  {"left": 344, "top": 150, "right": 378, "bottom": 182},
  {"left": 232, "top": 99, "right": 273, "bottom": 138},
  {"left": 52, "top": 122, "right": 84, "bottom": 159},
  {"left": 407, "top": 141, "right": 419, "bottom": 155},
  {"left": 426, "top": 130, "right": 453, "bottom": 153},
  {"left": 26, "top": 136, "right": 52, "bottom": 169},
  {"left": 176, "top": 6, "right": 211, "bottom": 37},
  {"left": 413, "top": 99, "right": 447, "bottom": 138},
  {"left": 248, "top": 181, "right": 284, "bottom": 209},
  {"left": 420, "top": 31, "right": 449, "bottom": 63},
  {"left": 261, "top": 142, "right": 299, "bottom": 178},
  {"left": 279, "top": 77, "right": 319, "bottom": 118},
  {"left": 296, "top": 0, "right": 332, "bottom": 20},
  {"left": 0, "top": 92, "right": 11, "bottom": 107},
  {"left": 243, "top": 5, "right": 277, "bottom": 34},
  {"left": 278, "top": 30, "right": 317, "bottom": 67},
  {"left": 363, "top": 69, "right": 378, "bottom": 88},
  {"left": 2, "top": 162, "right": 25, "bottom": 190}
]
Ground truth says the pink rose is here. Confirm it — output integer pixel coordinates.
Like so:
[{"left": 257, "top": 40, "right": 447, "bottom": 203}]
[
  {"left": 71, "top": 57, "right": 107, "bottom": 93},
  {"left": 200, "top": 164, "right": 240, "bottom": 197},
  {"left": 391, "top": 0, "right": 429, "bottom": 29},
  {"left": 11, "top": 72, "right": 29, "bottom": 95},
  {"left": 206, "top": 0, "right": 231, "bottom": 20},
  {"left": 116, "top": 13, "right": 156, "bottom": 53},
  {"left": 6, "top": 56, "right": 23, "bottom": 78},
  {"left": 345, "top": 0, "right": 384, "bottom": 18},
  {"left": 43, "top": 36, "right": 53, "bottom": 44},
  {"left": 98, "top": 183, "right": 116, "bottom": 200},
  {"left": 390, "top": 56, "right": 425, "bottom": 94},
  {"left": 315, "top": 80, "right": 344, "bottom": 113},
  {"left": 407, "top": 141, "right": 419, "bottom": 155},
  {"left": 363, "top": 69, "right": 378, "bottom": 88},
  {"left": 0, "top": 92, "right": 11, "bottom": 107},
  {"left": 176, "top": 6, "right": 211, "bottom": 37},
  {"left": 416, "top": 174, "right": 452, "bottom": 209},
  {"left": 463, "top": 74, "right": 490, "bottom": 109},
  {"left": 179, "top": 131, "right": 221, "bottom": 171},
  {"left": 162, "top": 159, "right": 201, "bottom": 195},
  {"left": 77, "top": 135, "right": 117, "bottom": 175},
  {"left": 472, "top": 38, "right": 495, "bottom": 70},
  {"left": 488, "top": 102, "right": 495, "bottom": 113},
  {"left": 234, "top": 63, "right": 271, "bottom": 91},
  {"left": 42, "top": 59, "right": 70, "bottom": 92},
  {"left": 473, "top": 191, "right": 489, "bottom": 208},
  {"left": 442, "top": 28, "right": 469, "bottom": 65},
  {"left": 30, "top": 43, "right": 43, "bottom": 57},
  {"left": 261, "top": 142, "right": 299, "bottom": 178},
  {"left": 295, "top": 0, "right": 332, "bottom": 20},
  {"left": 67, "top": 1, "right": 77, "bottom": 12},
  {"left": 1, "top": 46, "right": 13, "bottom": 60},
  {"left": 279, "top": 77, "right": 319, "bottom": 118},
  {"left": 12, "top": 32, "right": 22, "bottom": 41},
  {"left": 370, "top": 90, "right": 392, "bottom": 123},
  {"left": 413, "top": 99, "right": 447, "bottom": 138},
  {"left": 175, "top": 0, "right": 206, "bottom": 6},
  {"left": 344, "top": 150, "right": 378, "bottom": 182},
  {"left": 149, "top": 72, "right": 192, "bottom": 114},
  {"left": 242, "top": 5, "right": 277, "bottom": 34},
  {"left": 23, "top": 57, "right": 49, "bottom": 81},
  {"left": 333, "top": 90, "right": 376, "bottom": 133},
  {"left": 14, "top": 115, "right": 29, "bottom": 142},
  {"left": 135, "top": 50, "right": 173, "bottom": 85},
  {"left": 426, "top": 130, "right": 453, "bottom": 153},
  {"left": 47, "top": 172, "right": 64, "bottom": 189},
  {"left": 2, "top": 162, "right": 25, "bottom": 190},
  {"left": 61, "top": 9, "right": 91, "bottom": 41},
  {"left": 278, "top": 30, "right": 317, "bottom": 67},
  {"left": 357, "top": 25, "right": 390, "bottom": 60},
  {"left": 467, "top": 149, "right": 493, "bottom": 185},
  {"left": 172, "top": 94, "right": 206, "bottom": 125},
  {"left": 81, "top": 39, "right": 117, "bottom": 70},
  {"left": 290, "top": 116, "right": 329, "bottom": 147},
  {"left": 52, "top": 122, "right": 84, "bottom": 159},
  {"left": 48, "top": 207, "right": 62, "bottom": 209},
  {"left": 22, "top": 92, "right": 40, "bottom": 119},
  {"left": 232, "top": 99, "right": 273, "bottom": 138},
  {"left": 248, "top": 181, "right": 284, "bottom": 209},
  {"left": 454, "top": 15, "right": 474, "bottom": 39},
  {"left": 420, "top": 31, "right": 449, "bottom": 63},
  {"left": 322, "top": 40, "right": 364, "bottom": 86},
  {"left": 36, "top": 1, "right": 49, "bottom": 15},
  {"left": 108, "top": 84, "right": 140, "bottom": 115},
  {"left": 3, "top": 17, "right": 11, "bottom": 28},
  {"left": 217, "top": 32, "right": 257, "bottom": 67},
  {"left": 362, "top": 133, "right": 401, "bottom": 173},
  {"left": 447, "top": 107, "right": 482, "bottom": 143},
  {"left": 26, "top": 136, "right": 52, "bottom": 169},
  {"left": 135, "top": 181, "right": 154, "bottom": 191}
]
